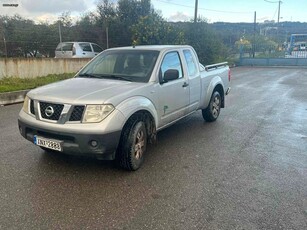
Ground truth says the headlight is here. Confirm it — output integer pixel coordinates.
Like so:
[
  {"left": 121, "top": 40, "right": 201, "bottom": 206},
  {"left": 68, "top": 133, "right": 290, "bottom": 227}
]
[
  {"left": 82, "top": 104, "right": 115, "bottom": 123},
  {"left": 22, "top": 96, "right": 30, "bottom": 114}
]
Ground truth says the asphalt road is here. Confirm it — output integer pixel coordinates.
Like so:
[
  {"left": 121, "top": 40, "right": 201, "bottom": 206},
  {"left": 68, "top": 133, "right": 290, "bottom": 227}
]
[{"left": 1, "top": 67, "right": 307, "bottom": 230}]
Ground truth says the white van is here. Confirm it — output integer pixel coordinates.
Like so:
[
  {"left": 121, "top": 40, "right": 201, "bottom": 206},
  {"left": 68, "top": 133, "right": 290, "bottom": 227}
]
[{"left": 55, "top": 42, "right": 103, "bottom": 58}]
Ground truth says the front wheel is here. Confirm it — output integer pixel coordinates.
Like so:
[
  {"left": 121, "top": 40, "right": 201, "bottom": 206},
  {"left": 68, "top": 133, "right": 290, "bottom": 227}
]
[
  {"left": 202, "top": 91, "right": 222, "bottom": 122},
  {"left": 117, "top": 119, "right": 147, "bottom": 171}
]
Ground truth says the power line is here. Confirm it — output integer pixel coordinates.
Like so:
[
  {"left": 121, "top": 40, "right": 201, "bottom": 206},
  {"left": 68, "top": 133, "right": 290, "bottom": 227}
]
[
  {"left": 153, "top": 0, "right": 253, "bottom": 14},
  {"left": 264, "top": 0, "right": 283, "bottom": 24},
  {"left": 271, "top": 5, "right": 278, "bottom": 21}
]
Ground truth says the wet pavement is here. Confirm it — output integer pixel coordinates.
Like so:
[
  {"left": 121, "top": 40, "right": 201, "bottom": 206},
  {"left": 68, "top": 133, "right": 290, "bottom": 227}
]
[{"left": 1, "top": 67, "right": 307, "bottom": 229}]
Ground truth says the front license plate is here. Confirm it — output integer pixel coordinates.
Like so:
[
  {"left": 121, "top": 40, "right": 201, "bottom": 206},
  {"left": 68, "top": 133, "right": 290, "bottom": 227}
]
[{"left": 34, "top": 135, "right": 62, "bottom": 152}]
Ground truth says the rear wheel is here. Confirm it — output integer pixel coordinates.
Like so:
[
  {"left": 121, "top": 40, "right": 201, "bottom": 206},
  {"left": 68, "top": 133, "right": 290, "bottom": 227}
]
[
  {"left": 117, "top": 118, "right": 147, "bottom": 171},
  {"left": 202, "top": 91, "right": 221, "bottom": 122}
]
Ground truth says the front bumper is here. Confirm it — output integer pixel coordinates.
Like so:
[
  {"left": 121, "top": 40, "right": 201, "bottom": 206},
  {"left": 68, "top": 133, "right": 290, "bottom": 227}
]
[{"left": 18, "top": 119, "right": 121, "bottom": 160}]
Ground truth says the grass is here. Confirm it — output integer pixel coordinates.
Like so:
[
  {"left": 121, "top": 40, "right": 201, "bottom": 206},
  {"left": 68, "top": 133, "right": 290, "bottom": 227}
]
[{"left": 0, "top": 73, "right": 74, "bottom": 93}]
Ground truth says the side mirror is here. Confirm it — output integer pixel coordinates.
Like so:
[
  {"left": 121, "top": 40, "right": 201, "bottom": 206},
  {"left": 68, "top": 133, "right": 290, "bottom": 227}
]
[{"left": 163, "top": 69, "right": 179, "bottom": 83}]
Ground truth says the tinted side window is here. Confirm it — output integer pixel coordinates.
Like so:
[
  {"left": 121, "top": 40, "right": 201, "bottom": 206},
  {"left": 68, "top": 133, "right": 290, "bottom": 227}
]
[
  {"left": 79, "top": 43, "right": 92, "bottom": 52},
  {"left": 160, "top": 52, "right": 183, "bottom": 81},
  {"left": 92, "top": 44, "right": 103, "bottom": 53},
  {"left": 183, "top": 49, "right": 197, "bottom": 76}
]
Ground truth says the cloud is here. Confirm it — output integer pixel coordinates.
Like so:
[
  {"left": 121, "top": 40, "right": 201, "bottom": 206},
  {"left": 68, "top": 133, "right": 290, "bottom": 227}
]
[
  {"left": 0, "top": 0, "right": 91, "bottom": 23},
  {"left": 21, "top": 0, "right": 87, "bottom": 13},
  {"left": 35, "top": 13, "right": 60, "bottom": 23},
  {"left": 168, "top": 12, "right": 191, "bottom": 22}
]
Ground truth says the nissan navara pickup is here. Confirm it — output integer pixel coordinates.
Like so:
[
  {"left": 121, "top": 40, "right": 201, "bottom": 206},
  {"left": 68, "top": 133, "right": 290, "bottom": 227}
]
[{"left": 18, "top": 45, "right": 231, "bottom": 171}]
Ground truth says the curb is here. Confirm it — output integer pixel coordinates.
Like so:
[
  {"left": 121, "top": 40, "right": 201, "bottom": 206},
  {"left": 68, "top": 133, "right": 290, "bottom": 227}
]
[{"left": 0, "top": 90, "right": 29, "bottom": 106}]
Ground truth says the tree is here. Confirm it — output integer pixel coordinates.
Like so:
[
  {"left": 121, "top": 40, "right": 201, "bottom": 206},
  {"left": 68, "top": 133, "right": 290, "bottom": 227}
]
[
  {"left": 1, "top": 15, "right": 37, "bottom": 57},
  {"left": 114, "top": 0, "right": 153, "bottom": 46},
  {"left": 181, "top": 19, "right": 228, "bottom": 64},
  {"left": 75, "top": 13, "right": 102, "bottom": 46},
  {"left": 0, "top": 0, "right": 229, "bottom": 64},
  {"left": 236, "top": 35, "right": 279, "bottom": 57},
  {"left": 58, "top": 11, "right": 73, "bottom": 27},
  {"left": 96, "top": 0, "right": 117, "bottom": 48},
  {"left": 132, "top": 12, "right": 184, "bottom": 45}
]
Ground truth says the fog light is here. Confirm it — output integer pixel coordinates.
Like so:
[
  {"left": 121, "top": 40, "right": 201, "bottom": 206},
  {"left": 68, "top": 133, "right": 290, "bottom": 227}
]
[{"left": 90, "top": 140, "right": 98, "bottom": 147}]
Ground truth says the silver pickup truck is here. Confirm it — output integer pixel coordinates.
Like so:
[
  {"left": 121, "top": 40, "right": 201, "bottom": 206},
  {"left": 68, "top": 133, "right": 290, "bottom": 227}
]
[{"left": 18, "top": 45, "right": 230, "bottom": 170}]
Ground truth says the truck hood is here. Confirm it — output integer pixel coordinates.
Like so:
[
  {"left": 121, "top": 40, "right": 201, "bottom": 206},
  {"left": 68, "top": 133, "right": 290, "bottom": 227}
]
[{"left": 28, "top": 78, "right": 146, "bottom": 105}]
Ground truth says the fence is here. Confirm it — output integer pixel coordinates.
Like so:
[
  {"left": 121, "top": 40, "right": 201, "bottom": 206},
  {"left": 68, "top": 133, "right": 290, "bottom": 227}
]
[
  {"left": 0, "top": 58, "right": 91, "bottom": 79},
  {"left": 238, "top": 43, "right": 307, "bottom": 66}
]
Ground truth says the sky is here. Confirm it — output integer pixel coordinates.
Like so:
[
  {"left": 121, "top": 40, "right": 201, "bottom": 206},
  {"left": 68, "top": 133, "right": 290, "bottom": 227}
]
[{"left": 0, "top": 0, "right": 306, "bottom": 24}]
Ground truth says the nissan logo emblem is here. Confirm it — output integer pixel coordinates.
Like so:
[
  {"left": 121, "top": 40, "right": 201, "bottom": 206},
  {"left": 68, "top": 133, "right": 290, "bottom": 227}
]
[{"left": 45, "top": 106, "right": 54, "bottom": 117}]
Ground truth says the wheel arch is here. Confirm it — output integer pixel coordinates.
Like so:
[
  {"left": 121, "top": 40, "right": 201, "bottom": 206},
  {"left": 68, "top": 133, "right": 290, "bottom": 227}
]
[
  {"left": 116, "top": 96, "right": 158, "bottom": 143},
  {"left": 121, "top": 110, "right": 157, "bottom": 144},
  {"left": 202, "top": 76, "right": 225, "bottom": 109}
]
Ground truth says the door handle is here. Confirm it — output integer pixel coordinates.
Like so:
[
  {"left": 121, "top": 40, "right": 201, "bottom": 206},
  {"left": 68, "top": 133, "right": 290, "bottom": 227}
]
[{"left": 182, "top": 82, "right": 189, "bottom": 87}]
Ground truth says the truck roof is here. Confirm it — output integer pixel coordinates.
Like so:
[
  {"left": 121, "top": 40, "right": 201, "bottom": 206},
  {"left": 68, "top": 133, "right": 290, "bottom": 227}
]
[{"left": 108, "top": 45, "right": 193, "bottom": 52}]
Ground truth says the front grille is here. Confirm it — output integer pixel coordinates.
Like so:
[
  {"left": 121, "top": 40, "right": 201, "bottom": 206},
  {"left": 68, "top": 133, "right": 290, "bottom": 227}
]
[
  {"left": 69, "top": 106, "right": 85, "bottom": 121},
  {"left": 30, "top": 100, "right": 35, "bottom": 115},
  {"left": 40, "top": 102, "right": 64, "bottom": 121}
]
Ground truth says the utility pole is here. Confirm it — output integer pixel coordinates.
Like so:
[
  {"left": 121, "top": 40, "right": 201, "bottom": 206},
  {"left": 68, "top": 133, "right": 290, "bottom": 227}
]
[
  {"left": 3, "top": 36, "right": 7, "bottom": 58},
  {"left": 106, "top": 26, "right": 109, "bottom": 49},
  {"left": 58, "top": 22, "right": 62, "bottom": 44},
  {"left": 264, "top": 0, "right": 282, "bottom": 41},
  {"left": 277, "top": 0, "right": 281, "bottom": 24},
  {"left": 253, "top": 11, "right": 256, "bottom": 58},
  {"left": 1, "top": 21, "right": 8, "bottom": 58},
  {"left": 194, "top": 0, "right": 198, "bottom": 23},
  {"left": 58, "top": 21, "right": 63, "bottom": 53},
  {"left": 264, "top": 0, "right": 282, "bottom": 25}
]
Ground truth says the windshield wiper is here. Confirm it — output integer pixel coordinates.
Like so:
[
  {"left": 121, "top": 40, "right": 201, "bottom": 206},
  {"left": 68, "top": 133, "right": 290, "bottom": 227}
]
[
  {"left": 112, "top": 75, "right": 132, "bottom": 82},
  {"left": 100, "top": 74, "right": 132, "bottom": 82},
  {"left": 78, "top": 73, "right": 132, "bottom": 82},
  {"left": 78, "top": 73, "right": 101, "bottom": 78}
]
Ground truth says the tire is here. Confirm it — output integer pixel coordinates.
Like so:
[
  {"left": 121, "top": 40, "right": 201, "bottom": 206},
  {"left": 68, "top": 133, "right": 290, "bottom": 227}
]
[
  {"left": 202, "top": 91, "right": 222, "bottom": 122},
  {"left": 117, "top": 118, "right": 147, "bottom": 171}
]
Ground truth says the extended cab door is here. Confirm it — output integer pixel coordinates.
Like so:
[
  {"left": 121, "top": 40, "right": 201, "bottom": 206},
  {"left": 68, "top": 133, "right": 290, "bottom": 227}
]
[
  {"left": 156, "top": 51, "right": 190, "bottom": 127},
  {"left": 183, "top": 49, "right": 201, "bottom": 112}
]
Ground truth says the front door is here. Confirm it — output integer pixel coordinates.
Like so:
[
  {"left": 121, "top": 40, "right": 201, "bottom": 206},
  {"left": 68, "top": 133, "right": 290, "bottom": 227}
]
[{"left": 156, "top": 51, "right": 190, "bottom": 128}]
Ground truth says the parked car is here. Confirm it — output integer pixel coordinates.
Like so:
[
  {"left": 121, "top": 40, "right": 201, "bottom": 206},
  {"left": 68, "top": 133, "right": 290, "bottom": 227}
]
[
  {"left": 55, "top": 42, "right": 103, "bottom": 58},
  {"left": 19, "top": 45, "right": 231, "bottom": 171}
]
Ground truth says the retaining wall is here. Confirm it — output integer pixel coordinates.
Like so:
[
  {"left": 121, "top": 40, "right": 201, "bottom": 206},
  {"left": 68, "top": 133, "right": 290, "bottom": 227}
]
[{"left": 0, "top": 58, "right": 91, "bottom": 79}]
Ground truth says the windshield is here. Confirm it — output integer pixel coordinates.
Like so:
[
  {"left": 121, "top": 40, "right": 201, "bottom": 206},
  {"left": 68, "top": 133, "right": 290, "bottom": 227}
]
[{"left": 78, "top": 49, "right": 159, "bottom": 83}]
